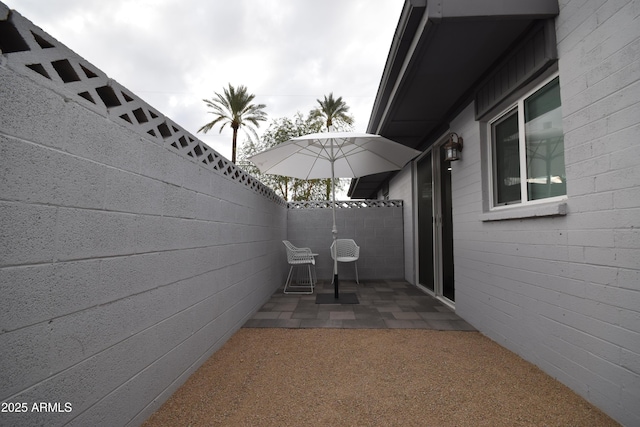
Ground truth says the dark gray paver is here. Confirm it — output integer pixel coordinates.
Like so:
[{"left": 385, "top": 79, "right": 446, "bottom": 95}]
[{"left": 243, "top": 279, "right": 475, "bottom": 330}]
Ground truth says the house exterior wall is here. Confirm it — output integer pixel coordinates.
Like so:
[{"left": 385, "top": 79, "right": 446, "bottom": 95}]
[
  {"left": 387, "top": 1, "right": 640, "bottom": 425},
  {"left": 0, "top": 5, "right": 286, "bottom": 426},
  {"left": 286, "top": 202, "right": 405, "bottom": 281},
  {"left": 387, "top": 167, "right": 415, "bottom": 283}
]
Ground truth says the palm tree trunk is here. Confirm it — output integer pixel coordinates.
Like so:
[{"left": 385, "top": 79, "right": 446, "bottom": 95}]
[{"left": 231, "top": 127, "right": 238, "bottom": 164}]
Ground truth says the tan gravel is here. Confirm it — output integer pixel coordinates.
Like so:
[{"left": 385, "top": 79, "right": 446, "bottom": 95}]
[{"left": 142, "top": 328, "right": 618, "bottom": 426}]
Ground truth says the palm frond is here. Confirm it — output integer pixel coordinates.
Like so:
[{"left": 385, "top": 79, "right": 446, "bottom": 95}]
[
  {"left": 198, "top": 83, "right": 268, "bottom": 163},
  {"left": 310, "top": 92, "right": 354, "bottom": 130}
]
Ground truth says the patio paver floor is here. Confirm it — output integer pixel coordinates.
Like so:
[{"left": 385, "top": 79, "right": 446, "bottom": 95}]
[{"left": 243, "top": 279, "right": 476, "bottom": 330}]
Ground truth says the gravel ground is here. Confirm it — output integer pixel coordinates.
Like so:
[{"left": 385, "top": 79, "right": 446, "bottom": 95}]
[{"left": 142, "top": 329, "right": 618, "bottom": 426}]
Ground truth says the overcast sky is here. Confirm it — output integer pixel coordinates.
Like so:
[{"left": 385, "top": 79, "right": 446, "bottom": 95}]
[{"left": 5, "top": 0, "right": 404, "bottom": 161}]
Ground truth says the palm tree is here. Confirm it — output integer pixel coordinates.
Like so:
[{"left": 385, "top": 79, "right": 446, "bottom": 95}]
[
  {"left": 198, "top": 84, "right": 267, "bottom": 164},
  {"left": 309, "top": 93, "right": 354, "bottom": 131},
  {"left": 310, "top": 93, "right": 354, "bottom": 199}
]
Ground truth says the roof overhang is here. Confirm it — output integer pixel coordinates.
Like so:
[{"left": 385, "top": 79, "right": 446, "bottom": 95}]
[{"left": 349, "top": 0, "right": 559, "bottom": 199}]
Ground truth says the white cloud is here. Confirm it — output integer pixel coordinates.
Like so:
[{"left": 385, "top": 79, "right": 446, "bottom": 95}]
[{"left": 4, "top": 0, "right": 403, "bottom": 160}]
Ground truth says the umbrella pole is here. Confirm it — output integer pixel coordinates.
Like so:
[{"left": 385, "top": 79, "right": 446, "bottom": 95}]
[{"left": 331, "top": 153, "right": 339, "bottom": 299}]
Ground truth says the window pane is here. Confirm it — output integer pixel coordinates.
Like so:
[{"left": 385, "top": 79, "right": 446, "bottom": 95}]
[
  {"left": 525, "top": 78, "right": 566, "bottom": 200},
  {"left": 493, "top": 111, "right": 521, "bottom": 205}
]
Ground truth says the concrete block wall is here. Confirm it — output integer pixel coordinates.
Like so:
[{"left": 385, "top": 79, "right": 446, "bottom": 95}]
[
  {"left": 286, "top": 203, "right": 405, "bottom": 282},
  {"left": 388, "top": 167, "right": 415, "bottom": 283},
  {"left": 447, "top": 1, "right": 640, "bottom": 425},
  {"left": 0, "top": 5, "right": 286, "bottom": 426}
]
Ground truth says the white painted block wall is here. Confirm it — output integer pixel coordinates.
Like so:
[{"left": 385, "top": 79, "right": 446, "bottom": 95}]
[
  {"left": 449, "top": 1, "right": 640, "bottom": 425},
  {"left": 287, "top": 205, "right": 405, "bottom": 281},
  {"left": 388, "top": 167, "right": 415, "bottom": 283},
  {"left": 0, "top": 5, "right": 286, "bottom": 426}
]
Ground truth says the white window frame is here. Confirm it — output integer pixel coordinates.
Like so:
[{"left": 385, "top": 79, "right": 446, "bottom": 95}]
[{"left": 487, "top": 73, "right": 568, "bottom": 211}]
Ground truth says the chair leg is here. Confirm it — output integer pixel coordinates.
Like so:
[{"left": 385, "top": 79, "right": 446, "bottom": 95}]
[
  {"left": 284, "top": 265, "right": 294, "bottom": 294},
  {"left": 331, "top": 262, "right": 359, "bottom": 285},
  {"left": 354, "top": 262, "right": 359, "bottom": 285},
  {"left": 284, "top": 264, "right": 313, "bottom": 294},
  {"left": 312, "top": 264, "right": 317, "bottom": 287}
]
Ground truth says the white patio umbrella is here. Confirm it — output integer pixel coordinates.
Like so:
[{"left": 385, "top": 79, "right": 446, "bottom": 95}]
[{"left": 248, "top": 131, "right": 421, "bottom": 299}]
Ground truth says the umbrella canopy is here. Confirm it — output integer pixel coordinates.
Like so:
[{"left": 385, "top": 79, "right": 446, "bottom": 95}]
[
  {"left": 248, "top": 131, "right": 421, "bottom": 299},
  {"left": 249, "top": 131, "right": 421, "bottom": 179}
]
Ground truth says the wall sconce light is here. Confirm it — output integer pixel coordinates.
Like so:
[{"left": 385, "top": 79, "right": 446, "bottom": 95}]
[{"left": 444, "top": 132, "right": 463, "bottom": 162}]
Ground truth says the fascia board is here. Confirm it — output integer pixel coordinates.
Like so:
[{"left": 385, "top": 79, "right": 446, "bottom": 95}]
[{"left": 437, "top": 0, "right": 559, "bottom": 20}]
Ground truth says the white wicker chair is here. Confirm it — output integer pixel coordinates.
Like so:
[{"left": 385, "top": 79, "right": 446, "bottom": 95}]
[
  {"left": 282, "top": 240, "right": 317, "bottom": 294},
  {"left": 330, "top": 239, "right": 360, "bottom": 285}
]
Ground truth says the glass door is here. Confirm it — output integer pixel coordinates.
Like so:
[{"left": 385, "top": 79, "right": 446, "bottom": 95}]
[
  {"left": 416, "top": 144, "right": 455, "bottom": 302},
  {"left": 417, "top": 152, "right": 434, "bottom": 292}
]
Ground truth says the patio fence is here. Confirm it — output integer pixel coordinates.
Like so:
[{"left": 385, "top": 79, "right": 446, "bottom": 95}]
[
  {"left": 0, "top": 5, "right": 404, "bottom": 427},
  {"left": 287, "top": 200, "right": 405, "bottom": 281},
  {"left": 0, "top": 6, "right": 284, "bottom": 427}
]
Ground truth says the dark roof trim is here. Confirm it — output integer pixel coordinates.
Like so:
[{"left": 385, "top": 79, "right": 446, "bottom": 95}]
[
  {"left": 351, "top": 0, "right": 559, "bottom": 199},
  {"left": 475, "top": 19, "right": 558, "bottom": 120},
  {"left": 368, "top": 0, "right": 559, "bottom": 137},
  {"left": 367, "top": 0, "right": 428, "bottom": 135},
  {"left": 426, "top": 0, "right": 559, "bottom": 21}
]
